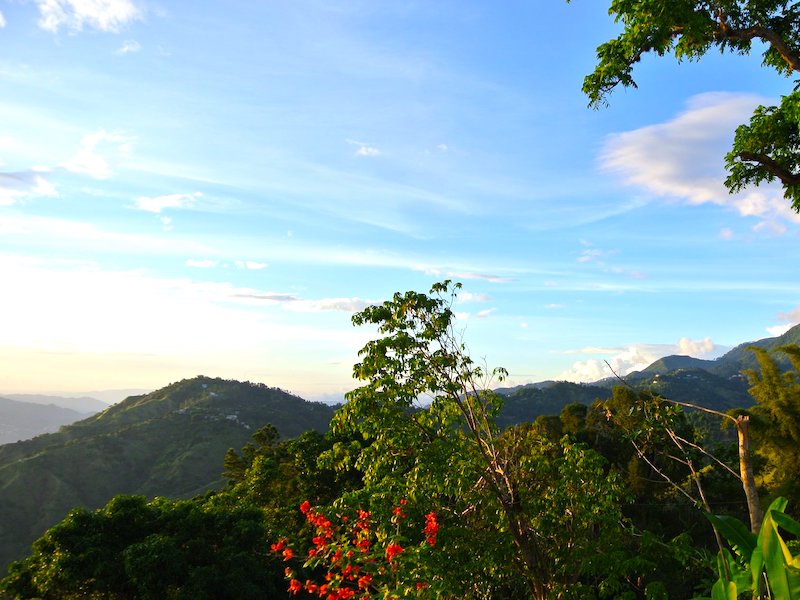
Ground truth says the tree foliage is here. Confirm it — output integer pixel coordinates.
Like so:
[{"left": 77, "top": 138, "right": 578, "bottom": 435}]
[
  {"left": 0, "top": 495, "right": 280, "bottom": 600},
  {"left": 582, "top": 0, "right": 800, "bottom": 210},
  {"left": 325, "top": 281, "right": 650, "bottom": 599},
  {"left": 743, "top": 344, "right": 800, "bottom": 500}
]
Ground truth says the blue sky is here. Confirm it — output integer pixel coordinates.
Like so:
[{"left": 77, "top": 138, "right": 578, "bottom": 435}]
[{"left": 1, "top": 0, "right": 799, "bottom": 402}]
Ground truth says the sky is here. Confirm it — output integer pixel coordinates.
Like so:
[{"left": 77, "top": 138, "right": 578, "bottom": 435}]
[{"left": 1, "top": 0, "right": 799, "bottom": 403}]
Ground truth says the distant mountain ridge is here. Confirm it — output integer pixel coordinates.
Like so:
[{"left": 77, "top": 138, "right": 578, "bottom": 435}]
[
  {"left": 627, "top": 323, "right": 800, "bottom": 381},
  {"left": 0, "top": 398, "right": 88, "bottom": 445},
  {"left": 0, "top": 376, "right": 338, "bottom": 573},
  {"left": 496, "top": 323, "right": 800, "bottom": 419},
  {"left": 2, "top": 394, "right": 108, "bottom": 414}
]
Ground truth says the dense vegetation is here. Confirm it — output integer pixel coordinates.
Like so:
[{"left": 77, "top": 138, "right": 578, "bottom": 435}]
[
  {"left": 0, "top": 379, "right": 337, "bottom": 573},
  {"left": 2, "top": 282, "right": 800, "bottom": 599}
]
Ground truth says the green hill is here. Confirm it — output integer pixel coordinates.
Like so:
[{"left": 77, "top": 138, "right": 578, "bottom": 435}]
[
  {"left": 0, "top": 376, "right": 337, "bottom": 574},
  {"left": 495, "top": 381, "right": 612, "bottom": 427}
]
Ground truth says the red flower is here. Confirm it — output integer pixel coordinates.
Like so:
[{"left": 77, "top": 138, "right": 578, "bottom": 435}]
[
  {"left": 288, "top": 579, "right": 302, "bottom": 594},
  {"left": 385, "top": 542, "right": 404, "bottom": 562},
  {"left": 300, "top": 500, "right": 312, "bottom": 514},
  {"left": 271, "top": 539, "right": 286, "bottom": 553},
  {"left": 357, "top": 574, "right": 373, "bottom": 589},
  {"left": 282, "top": 548, "right": 294, "bottom": 561},
  {"left": 424, "top": 512, "right": 439, "bottom": 546}
]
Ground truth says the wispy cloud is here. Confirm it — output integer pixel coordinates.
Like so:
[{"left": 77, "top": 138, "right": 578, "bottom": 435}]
[
  {"left": 576, "top": 242, "right": 643, "bottom": 279},
  {"left": 62, "top": 130, "right": 134, "bottom": 180},
  {"left": 37, "top": 0, "right": 142, "bottom": 33},
  {"left": 235, "top": 260, "right": 268, "bottom": 270},
  {"left": 577, "top": 248, "right": 617, "bottom": 263},
  {"left": 414, "top": 266, "right": 516, "bottom": 283},
  {"left": 283, "top": 298, "right": 373, "bottom": 313},
  {"left": 186, "top": 259, "right": 218, "bottom": 268},
  {"left": 601, "top": 92, "right": 800, "bottom": 232},
  {"left": 0, "top": 170, "right": 58, "bottom": 205},
  {"left": 347, "top": 138, "right": 381, "bottom": 157},
  {"left": 231, "top": 292, "right": 371, "bottom": 313},
  {"left": 134, "top": 192, "right": 203, "bottom": 213},
  {"left": 115, "top": 40, "right": 141, "bottom": 55},
  {"left": 0, "top": 11, "right": 6, "bottom": 28},
  {"left": 233, "top": 292, "right": 300, "bottom": 302}
]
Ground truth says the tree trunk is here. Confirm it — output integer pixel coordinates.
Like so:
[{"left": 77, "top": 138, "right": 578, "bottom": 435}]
[{"left": 736, "top": 415, "right": 763, "bottom": 533}]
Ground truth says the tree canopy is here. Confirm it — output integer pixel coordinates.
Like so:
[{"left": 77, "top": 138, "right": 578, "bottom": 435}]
[{"left": 583, "top": 0, "right": 800, "bottom": 210}]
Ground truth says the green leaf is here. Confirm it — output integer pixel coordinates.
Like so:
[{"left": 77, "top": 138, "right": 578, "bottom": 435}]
[
  {"left": 710, "top": 578, "right": 737, "bottom": 600},
  {"left": 706, "top": 513, "right": 757, "bottom": 561},
  {"left": 762, "top": 518, "right": 800, "bottom": 599},
  {"left": 773, "top": 511, "right": 800, "bottom": 540}
]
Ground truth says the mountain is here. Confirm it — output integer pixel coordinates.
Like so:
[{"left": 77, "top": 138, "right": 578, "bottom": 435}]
[
  {"left": 632, "top": 355, "right": 718, "bottom": 377},
  {"left": 705, "top": 323, "right": 800, "bottom": 378},
  {"left": 495, "top": 325, "right": 800, "bottom": 420},
  {"left": 2, "top": 394, "right": 109, "bottom": 414},
  {"left": 0, "top": 376, "right": 338, "bottom": 574},
  {"left": 0, "top": 398, "right": 88, "bottom": 445}
]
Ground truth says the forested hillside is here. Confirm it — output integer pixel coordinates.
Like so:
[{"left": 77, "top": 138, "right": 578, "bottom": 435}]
[{"left": 0, "top": 377, "right": 336, "bottom": 573}]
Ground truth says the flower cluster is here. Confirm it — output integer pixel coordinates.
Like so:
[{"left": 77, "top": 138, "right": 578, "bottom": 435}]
[{"left": 272, "top": 500, "right": 438, "bottom": 599}]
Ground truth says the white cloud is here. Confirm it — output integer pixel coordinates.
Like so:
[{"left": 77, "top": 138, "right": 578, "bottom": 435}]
[
  {"left": 235, "top": 260, "right": 268, "bottom": 270},
  {"left": 414, "top": 266, "right": 516, "bottom": 283},
  {"left": 601, "top": 92, "right": 800, "bottom": 230},
  {"left": 676, "top": 336, "right": 716, "bottom": 356},
  {"left": 115, "top": 39, "right": 140, "bottom": 55},
  {"left": 134, "top": 192, "right": 202, "bottom": 213},
  {"left": 283, "top": 297, "right": 373, "bottom": 313},
  {"left": 577, "top": 248, "right": 617, "bottom": 263},
  {"left": 719, "top": 227, "right": 734, "bottom": 240},
  {"left": 0, "top": 11, "right": 7, "bottom": 28},
  {"left": 347, "top": 138, "right": 381, "bottom": 157},
  {"left": 766, "top": 306, "right": 800, "bottom": 336},
  {"left": 0, "top": 171, "right": 58, "bottom": 205},
  {"left": 355, "top": 146, "right": 381, "bottom": 157},
  {"left": 37, "top": 0, "right": 141, "bottom": 33},
  {"left": 448, "top": 271, "right": 514, "bottom": 283},
  {"left": 475, "top": 308, "right": 495, "bottom": 319},
  {"left": 186, "top": 259, "right": 218, "bottom": 268},
  {"left": 576, "top": 243, "right": 643, "bottom": 279},
  {"left": 457, "top": 292, "right": 490, "bottom": 303},
  {"left": 63, "top": 130, "right": 134, "bottom": 179},
  {"left": 560, "top": 337, "right": 724, "bottom": 383},
  {"left": 231, "top": 292, "right": 371, "bottom": 313}
]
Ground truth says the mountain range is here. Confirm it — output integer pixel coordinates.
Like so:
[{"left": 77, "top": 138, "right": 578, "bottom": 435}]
[{"left": 1, "top": 324, "right": 798, "bottom": 574}]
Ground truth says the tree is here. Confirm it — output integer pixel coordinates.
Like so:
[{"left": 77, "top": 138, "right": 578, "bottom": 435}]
[
  {"left": 324, "top": 281, "right": 652, "bottom": 599},
  {"left": 0, "top": 495, "right": 281, "bottom": 600},
  {"left": 581, "top": 0, "right": 800, "bottom": 210},
  {"left": 743, "top": 345, "right": 800, "bottom": 501}
]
